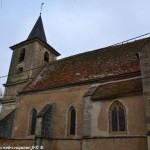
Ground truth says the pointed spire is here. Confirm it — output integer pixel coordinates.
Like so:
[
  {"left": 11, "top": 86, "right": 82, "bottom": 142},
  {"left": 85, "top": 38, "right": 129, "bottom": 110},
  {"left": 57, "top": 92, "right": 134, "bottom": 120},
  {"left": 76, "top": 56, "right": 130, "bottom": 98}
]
[{"left": 27, "top": 15, "right": 47, "bottom": 43}]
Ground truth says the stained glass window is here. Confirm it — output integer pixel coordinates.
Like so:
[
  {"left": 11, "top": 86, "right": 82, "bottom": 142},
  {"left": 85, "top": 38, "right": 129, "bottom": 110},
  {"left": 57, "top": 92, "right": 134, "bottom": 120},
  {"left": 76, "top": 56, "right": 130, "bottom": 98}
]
[
  {"left": 119, "top": 107, "right": 125, "bottom": 131},
  {"left": 110, "top": 101, "right": 126, "bottom": 132},
  {"left": 112, "top": 107, "right": 118, "bottom": 131}
]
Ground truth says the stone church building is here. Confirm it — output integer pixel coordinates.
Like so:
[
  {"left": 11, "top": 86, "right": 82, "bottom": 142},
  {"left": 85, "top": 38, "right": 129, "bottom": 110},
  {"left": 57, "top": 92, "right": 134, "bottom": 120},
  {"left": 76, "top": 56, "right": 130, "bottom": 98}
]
[{"left": 0, "top": 15, "right": 150, "bottom": 150}]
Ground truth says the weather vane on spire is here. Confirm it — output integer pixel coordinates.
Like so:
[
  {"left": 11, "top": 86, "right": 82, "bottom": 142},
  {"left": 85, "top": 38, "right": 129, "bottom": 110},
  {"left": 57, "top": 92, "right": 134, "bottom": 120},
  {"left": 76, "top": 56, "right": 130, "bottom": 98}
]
[{"left": 40, "top": 3, "right": 44, "bottom": 15}]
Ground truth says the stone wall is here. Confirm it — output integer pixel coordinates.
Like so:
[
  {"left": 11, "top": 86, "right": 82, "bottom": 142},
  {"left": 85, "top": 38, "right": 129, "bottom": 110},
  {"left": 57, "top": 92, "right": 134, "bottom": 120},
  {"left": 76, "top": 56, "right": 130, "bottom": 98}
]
[
  {"left": 12, "top": 85, "right": 90, "bottom": 139},
  {"left": 41, "top": 137, "right": 148, "bottom": 150},
  {"left": 139, "top": 42, "right": 150, "bottom": 131},
  {"left": 82, "top": 137, "right": 148, "bottom": 150},
  {"left": 84, "top": 94, "right": 146, "bottom": 137},
  {"left": 0, "top": 110, "right": 15, "bottom": 138},
  {"left": 0, "top": 139, "right": 34, "bottom": 147},
  {"left": 0, "top": 137, "right": 148, "bottom": 150}
]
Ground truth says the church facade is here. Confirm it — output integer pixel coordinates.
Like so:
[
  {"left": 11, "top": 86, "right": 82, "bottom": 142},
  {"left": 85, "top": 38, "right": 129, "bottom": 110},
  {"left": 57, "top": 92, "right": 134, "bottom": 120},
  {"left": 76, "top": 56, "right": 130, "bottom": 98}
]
[{"left": 0, "top": 16, "right": 150, "bottom": 150}]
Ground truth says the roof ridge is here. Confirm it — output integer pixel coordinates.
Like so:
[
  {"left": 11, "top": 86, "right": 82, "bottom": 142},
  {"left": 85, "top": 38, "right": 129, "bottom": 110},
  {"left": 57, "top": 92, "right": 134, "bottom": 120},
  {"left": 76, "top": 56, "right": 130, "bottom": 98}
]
[{"left": 47, "top": 36, "right": 149, "bottom": 67}]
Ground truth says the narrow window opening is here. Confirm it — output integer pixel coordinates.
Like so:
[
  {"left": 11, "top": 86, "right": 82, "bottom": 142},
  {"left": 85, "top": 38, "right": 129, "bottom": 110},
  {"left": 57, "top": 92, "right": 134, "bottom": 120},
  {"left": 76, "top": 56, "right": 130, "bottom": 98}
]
[
  {"left": 44, "top": 51, "right": 49, "bottom": 62},
  {"left": 19, "top": 48, "right": 26, "bottom": 62},
  {"left": 136, "top": 52, "right": 140, "bottom": 60},
  {"left": 29, "top": 108, "right": 37, "bottom": 135},
  {"left": 69, "top": 107, "right": 76, "bottom": 135}
]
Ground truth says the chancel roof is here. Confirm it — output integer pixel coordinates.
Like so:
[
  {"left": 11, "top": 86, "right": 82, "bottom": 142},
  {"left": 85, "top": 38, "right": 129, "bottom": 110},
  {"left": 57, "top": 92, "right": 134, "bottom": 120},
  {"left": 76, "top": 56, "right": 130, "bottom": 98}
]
[
  {"left": 22, "top": 37, "right": 149, "bottom": 92},
  {"left": 91, "top": 78, "right": 142, "bottom": 100}
]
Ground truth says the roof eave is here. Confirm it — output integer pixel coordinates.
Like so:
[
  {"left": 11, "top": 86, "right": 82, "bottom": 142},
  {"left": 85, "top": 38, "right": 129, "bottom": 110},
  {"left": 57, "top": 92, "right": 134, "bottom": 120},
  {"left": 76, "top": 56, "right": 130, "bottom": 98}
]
[
  {"left": 91, "top": 91, "right": 143, "bottom": 101},
  {"left": 9, "top": 37, "right": 61, "bottom": 56}
]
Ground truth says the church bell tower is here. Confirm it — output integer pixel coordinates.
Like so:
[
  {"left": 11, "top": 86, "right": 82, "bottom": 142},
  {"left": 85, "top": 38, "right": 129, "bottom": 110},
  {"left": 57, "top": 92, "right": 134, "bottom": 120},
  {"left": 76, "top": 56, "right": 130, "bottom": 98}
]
[{"left": 2, "top": 15, "right": 60, "bottom": 112}]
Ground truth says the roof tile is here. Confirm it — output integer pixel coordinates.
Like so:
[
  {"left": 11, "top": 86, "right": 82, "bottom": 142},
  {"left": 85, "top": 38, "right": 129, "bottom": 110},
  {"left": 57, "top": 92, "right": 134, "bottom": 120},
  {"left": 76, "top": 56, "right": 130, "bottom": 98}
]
[
  {"left": 24, "top": 38, "right": 148, "bottom": 92},
  {"left": 91, "top": 78, "right": 142, "bottom": 100}
]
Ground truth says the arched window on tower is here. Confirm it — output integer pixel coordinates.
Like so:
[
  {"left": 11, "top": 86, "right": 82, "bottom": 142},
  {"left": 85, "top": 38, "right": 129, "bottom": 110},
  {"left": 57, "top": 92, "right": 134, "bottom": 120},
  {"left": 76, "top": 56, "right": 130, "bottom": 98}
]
[
  {"left": 29, "top": 108, "right": 37, "bottom": 135},
  {"left": 44, "top": 51, "right": 49, "bottom": 62},
  {"left": 18, "top": 48, "right": 26, "bottom": 62},
  {"left": 68, "top": 107, "right": 76, "bottom": 135},
  {"left": 109, "top": 101, "right": 126, "bottom": 132}
]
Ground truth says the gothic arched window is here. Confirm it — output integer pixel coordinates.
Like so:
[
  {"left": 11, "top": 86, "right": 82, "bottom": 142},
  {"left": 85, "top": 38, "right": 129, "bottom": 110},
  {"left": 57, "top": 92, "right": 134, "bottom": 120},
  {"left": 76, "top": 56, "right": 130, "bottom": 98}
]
[
  {"left": 44, "top": 51, "right": 49, "bottom": 62},
  {"left": 68, "top": 107, "right": 76, "bottom": 135},
  {"left": 19, "top": 48, "right": 26, "bottom": 62},
  {"left": 29, "top": 108, "right": 37, "bottom": 135},
  {"left": 109, "top": 101, "right": 126, "bottom": 132}
]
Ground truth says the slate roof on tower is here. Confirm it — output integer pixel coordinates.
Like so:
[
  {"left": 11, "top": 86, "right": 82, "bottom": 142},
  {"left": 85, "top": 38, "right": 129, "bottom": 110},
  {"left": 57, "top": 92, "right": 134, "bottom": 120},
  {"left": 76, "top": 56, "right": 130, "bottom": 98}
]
[
  {"left": 10, "top": 16, "right": 60, "bottom": 56},
  {"left": 27, "top": 15, "right": 47, "bottom": 43}
]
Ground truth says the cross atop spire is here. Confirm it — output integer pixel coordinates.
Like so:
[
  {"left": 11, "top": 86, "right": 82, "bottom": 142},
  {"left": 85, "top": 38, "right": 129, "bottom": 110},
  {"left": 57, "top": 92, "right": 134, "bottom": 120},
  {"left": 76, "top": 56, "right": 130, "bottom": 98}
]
[
  {"left": 40, "top": 3, "right": 44, "bottom": 15},
  {"left": 27, "top": 15, "right": 47, "bottom": 43}
]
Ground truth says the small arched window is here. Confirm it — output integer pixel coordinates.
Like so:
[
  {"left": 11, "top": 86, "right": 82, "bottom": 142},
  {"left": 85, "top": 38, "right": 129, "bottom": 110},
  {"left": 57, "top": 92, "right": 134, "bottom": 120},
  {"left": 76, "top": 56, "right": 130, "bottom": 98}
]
[
  {"left": 29, "top": 108, "right": 37, "bottom": 135},
  {"left": 68, "top": 107, "right": 76, "bottom": 135},
  {"left": 44, "top": 51, "right": 49, "bottom": 62},
  {"left": 18, "top": 48, "right": 26, "bottom": 62},
  {"left": 109, "top": 101, "right": 126, "bottom": 132}
]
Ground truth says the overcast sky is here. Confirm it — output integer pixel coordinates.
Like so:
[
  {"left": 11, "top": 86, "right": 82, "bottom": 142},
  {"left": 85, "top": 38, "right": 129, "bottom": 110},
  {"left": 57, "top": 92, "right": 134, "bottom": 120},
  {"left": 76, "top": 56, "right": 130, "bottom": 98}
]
[{"left": 0, "top": 0, "right": 150, "bottom": 92}]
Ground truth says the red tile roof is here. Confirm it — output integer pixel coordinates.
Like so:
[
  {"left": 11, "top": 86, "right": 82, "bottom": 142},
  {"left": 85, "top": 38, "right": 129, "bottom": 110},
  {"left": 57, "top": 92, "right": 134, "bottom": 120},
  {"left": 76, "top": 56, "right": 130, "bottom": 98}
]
[
  {"left": 23, "top": 38, "right": 148, "bottom": 92},
  {"left": 91, "top": 78, "right": 142, "bottom": 100}
]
